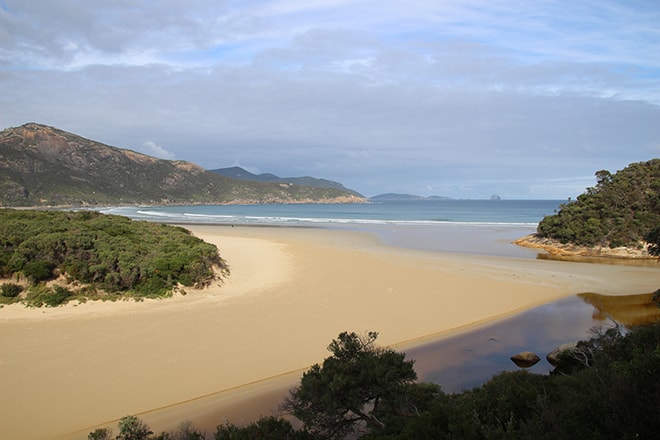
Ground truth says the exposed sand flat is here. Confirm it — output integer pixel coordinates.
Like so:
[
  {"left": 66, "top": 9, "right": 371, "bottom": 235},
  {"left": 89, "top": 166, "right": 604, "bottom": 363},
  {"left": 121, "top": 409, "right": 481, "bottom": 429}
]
[{"left": 1, "top": 225, "right": 658, "bottom": 440}]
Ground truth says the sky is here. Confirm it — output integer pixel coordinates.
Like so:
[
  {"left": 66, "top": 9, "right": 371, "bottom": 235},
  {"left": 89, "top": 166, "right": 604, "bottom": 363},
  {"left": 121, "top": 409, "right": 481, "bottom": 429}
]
[{"left": 1, "top": 0, "right": 659, "bottom": 199}]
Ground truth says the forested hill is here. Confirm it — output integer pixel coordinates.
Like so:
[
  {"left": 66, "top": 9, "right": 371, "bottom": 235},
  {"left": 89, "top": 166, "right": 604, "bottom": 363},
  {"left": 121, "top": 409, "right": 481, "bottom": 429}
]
[
  {"left": 210, "top": 166, "right": 363, "bottom": 197},
  {"left": 0, "top": 123, "right": 366, "bottom": 207},
  {"left": 518, "top": 159, "right": 660, "bottom": 257}
]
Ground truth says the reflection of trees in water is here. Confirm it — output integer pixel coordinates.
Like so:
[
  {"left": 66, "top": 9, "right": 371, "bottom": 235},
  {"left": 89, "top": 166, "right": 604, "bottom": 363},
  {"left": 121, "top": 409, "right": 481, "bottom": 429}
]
[{"left": 578, "top": 291, "right": 660, "bottom": 327}]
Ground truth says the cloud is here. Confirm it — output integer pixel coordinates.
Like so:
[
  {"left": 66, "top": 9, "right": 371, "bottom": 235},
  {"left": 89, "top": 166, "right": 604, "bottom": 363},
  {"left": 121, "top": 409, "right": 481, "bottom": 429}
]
[
  {"left": 1, "top": 0, "right": 659, "bottom": 199},
  {"left": 140, "top": 141, "right": 176, "bottom": 160}
]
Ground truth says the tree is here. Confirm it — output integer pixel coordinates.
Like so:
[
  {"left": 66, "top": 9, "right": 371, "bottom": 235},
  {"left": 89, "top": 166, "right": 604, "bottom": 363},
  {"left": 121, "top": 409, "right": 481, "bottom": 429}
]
[
  {"left": 88, "top": 428, "right": 113, "bottom": 440},
  {"left": 536, "top": 159, "right": 660, "bottom": 248},
  {"left": 116, "top": 415, "right": 153, "bottom": 440},
  {"left": 213, "top": 416, "right": 311, "bottom": 440},
  {"left": 646, "top": 226, "right": 660, "bottom": 256},
  {"left": 283, "top": 331, "right": 418, "bottom": 439},
  {"left": 22, "top": 260, "right": 55, "bottom": 284}
]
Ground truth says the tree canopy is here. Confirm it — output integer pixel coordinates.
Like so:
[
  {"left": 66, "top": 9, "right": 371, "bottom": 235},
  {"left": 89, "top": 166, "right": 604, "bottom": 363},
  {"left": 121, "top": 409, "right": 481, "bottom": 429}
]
[
  {"left": 537, "top": 159, "right": 660, "bottom": 248},
  {"left": 283, "top": 331, "right": 419, "bottom": 439}
]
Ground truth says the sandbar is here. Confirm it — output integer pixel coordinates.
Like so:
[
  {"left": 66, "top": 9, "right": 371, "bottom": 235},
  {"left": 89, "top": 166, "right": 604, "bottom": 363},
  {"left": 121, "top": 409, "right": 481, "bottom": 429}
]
[{"left": 0, "top": 225, "right": 658, "bottom": 440}]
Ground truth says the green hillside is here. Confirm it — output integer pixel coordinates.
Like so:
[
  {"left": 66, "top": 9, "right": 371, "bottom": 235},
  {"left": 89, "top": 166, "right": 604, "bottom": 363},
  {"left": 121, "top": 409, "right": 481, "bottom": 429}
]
[
  {"left": 0, "top": 123, "right": 366, "bottom": 207},
  {"left": 537, "top": 159, "right": 660, "bottom": 249},
  {"left": 210, "top": 166, "right": 364, "bottom": 197}
]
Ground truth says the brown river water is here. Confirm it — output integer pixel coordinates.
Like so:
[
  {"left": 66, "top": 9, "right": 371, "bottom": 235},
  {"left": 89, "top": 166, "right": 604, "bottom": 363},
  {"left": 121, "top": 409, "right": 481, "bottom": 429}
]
[{"left": 406, "top": 291, "right": 660, "bottom": 393}]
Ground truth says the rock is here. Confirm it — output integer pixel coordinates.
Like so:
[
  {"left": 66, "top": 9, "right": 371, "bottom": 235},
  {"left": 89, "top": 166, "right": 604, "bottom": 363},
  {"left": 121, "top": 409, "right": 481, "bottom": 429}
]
[
  {"left": 510, "top": 351, "right": 541, "bottom": 368},
  {"left": 546, "top": 342, "right": 579, "bottom": 367},
  {"left": 513, "top": 234, "right": 655, "bottom": 260}
]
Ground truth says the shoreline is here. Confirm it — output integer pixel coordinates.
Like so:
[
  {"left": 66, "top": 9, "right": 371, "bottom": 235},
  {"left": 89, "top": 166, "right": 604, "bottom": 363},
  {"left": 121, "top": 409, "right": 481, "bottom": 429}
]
[
  {"left": 514, "top": 233, "right": 656, "bottom": 260},
  {"left": 1, "top": 225, "right": 659, "bottom": 439}
]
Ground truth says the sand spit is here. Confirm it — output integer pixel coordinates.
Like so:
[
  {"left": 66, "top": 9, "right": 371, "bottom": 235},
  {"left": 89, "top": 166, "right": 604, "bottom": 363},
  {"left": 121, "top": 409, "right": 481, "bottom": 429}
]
[{"left": 1, "top": 225, "right": 658, "bottom": 440}]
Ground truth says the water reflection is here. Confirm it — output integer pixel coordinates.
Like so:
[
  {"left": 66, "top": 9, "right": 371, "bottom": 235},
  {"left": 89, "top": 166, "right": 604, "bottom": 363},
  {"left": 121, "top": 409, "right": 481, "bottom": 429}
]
[
  {"left": 578, "top": 292, "right": 660, "bottom": 327},
  {"left": 407, "top": 291, "right": 660, "bottom": 393},
  {"left": 537, "top": 253, "right": 660, "bottom": 267}
]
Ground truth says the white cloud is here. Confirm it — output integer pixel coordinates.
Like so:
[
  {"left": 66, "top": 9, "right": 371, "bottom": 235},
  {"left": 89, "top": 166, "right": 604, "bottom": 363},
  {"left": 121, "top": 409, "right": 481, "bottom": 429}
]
[
  {"left": 1, "top": 0, "right": 659, "bottom": 198},
  {"left": 140, "top": 141, "right": 176, "bottom": 160}
]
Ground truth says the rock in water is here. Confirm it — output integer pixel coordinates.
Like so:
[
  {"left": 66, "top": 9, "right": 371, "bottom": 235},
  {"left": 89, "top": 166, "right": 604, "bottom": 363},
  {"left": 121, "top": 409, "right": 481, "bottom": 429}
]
[{"left": 510, "top": 351, "right": 541, "bottom": 368}]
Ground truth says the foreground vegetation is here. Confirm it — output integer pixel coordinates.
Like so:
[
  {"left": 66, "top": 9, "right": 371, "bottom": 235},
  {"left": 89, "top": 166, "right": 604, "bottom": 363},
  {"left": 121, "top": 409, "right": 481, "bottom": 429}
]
[
  {"left": 537, "top": 159, "right": 660, "bottom": 250},
  {"left": 91, "top": 323, "right": 659, "bottom": 439},
  {"left": 0, "top": 209, "right": 228, "bottom": 306}
]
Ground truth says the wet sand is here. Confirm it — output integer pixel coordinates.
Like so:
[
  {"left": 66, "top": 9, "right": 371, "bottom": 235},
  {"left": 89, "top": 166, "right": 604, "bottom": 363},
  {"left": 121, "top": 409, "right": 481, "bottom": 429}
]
[{"left": 1, "top": 225, "right": 658, "bottom": 439}]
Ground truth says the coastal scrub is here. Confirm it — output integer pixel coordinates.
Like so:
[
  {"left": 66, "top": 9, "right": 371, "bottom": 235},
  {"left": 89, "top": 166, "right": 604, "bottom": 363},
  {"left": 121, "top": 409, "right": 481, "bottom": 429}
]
[{"left": 0, "top": 209, "right": 228, "bottom": 306}]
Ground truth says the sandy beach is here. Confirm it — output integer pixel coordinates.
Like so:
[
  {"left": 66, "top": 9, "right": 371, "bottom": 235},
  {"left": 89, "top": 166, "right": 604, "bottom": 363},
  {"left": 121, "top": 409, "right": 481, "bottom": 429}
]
[{"left": 1, "top": 225, "right": 658, "bottom": 440}]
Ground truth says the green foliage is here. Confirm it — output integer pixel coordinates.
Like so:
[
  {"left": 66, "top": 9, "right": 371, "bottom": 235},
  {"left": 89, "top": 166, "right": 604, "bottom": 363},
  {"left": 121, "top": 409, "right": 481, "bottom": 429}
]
[
  {"left": 87, "top": 427, "right": 113, "bottom": 440},
  {"left": 537, "top": 159, "right": 660, "bottom": 248},
  {"left": 214, "top": 416, "right": 313, "bottom": 440},
  {"left": 24, "top": 285, "right": 71, "bottom": 307},
  {"left": 1, "top": 282, "right": 22, "bottom": 298},
  {"left": 116, "top": 415, "right": 153, "bottom": 440},
  {"left": 283, "top": 331, "right": 418, "bottom": 439},
  {"left": 0, "top": 209, "right": 228, "bottom": 305},
  {"left": 646, "top": 227, "right": 660, "bottom": 256},
  {"left": 22, "top": 260, "right": 55, "bottom": 284}
]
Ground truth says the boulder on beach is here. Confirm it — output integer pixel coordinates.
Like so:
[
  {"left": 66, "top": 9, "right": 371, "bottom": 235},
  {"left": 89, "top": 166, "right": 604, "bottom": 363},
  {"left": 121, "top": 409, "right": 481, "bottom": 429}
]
[
  {"left": 510, "top": 351, "right": 541, "bottom": 368},
  {"left": 546, "top": 342, "right": 580, "bottom": 367}
]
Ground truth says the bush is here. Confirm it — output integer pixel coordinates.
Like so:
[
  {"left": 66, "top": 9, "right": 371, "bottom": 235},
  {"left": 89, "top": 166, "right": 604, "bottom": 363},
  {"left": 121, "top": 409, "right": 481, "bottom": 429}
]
[
  {"left": 25, "top": 285, "right": 71, "bottom": 307},
  {"left": 22, "top": 260, "right": 55, "bottom": 284},
  {"left": 87, "top": 427, "right": 113, "bottom": 440},
  {"left": 1, "top": 282, "right": 22, "bottom": 298},
  {"left": 116, "top": 415, "right": 152, "bottom": 440}
]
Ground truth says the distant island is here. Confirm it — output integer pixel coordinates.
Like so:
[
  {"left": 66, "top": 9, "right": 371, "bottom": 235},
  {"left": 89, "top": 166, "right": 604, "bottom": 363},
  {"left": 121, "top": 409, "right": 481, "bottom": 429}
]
[
  {"left": 515, "top": 159, "right": 660, "bottom": 259},
  {"left": 0, "top": 123, "right": 366, "bottom": 207},
  {"left": 369, "top": 193, "right": 453, "bottom": 201}
]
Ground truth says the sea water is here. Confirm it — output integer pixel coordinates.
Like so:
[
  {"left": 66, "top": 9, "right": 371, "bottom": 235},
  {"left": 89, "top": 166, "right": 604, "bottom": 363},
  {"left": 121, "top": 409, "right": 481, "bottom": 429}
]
[
  {"left": 101, "top": 199, "right": 563, "bottom": 226},
  {"left": 101, "top": 199, "right": 564, "bottom": 258}
]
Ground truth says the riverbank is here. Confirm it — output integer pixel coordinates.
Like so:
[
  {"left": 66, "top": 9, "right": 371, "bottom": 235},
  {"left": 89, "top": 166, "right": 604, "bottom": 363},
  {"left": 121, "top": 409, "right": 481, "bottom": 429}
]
[
  {"left": 1, "top": 225, "right": 658, "bottom": 439},
  {"left": 514, "top": 233, "right": 656, "bottom": 260}
]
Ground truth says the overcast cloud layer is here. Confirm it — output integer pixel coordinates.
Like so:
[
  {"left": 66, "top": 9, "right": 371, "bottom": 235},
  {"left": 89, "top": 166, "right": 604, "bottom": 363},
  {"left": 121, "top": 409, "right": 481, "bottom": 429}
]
[{"left": 2, "top": 0, "right": 659, "bottom": 198}]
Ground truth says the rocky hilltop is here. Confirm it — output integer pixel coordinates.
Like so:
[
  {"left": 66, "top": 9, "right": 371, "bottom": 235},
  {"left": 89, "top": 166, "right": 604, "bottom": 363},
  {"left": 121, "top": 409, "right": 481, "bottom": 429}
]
[{"left": 0, "top": 123, "right": 366, "bottom": 207}]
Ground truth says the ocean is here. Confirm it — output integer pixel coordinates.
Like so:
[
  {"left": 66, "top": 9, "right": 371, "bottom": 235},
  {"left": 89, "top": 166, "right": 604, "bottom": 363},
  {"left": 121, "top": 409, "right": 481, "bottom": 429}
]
[
  {"left": 100, "top": 199, "right": 564, "bottom": 258},
  {"left": 101, "top": 199, "right": 563, "bottom": 226}
]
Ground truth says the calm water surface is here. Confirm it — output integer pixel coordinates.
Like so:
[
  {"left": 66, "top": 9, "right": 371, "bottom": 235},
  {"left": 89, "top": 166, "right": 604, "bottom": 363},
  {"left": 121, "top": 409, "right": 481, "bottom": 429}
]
[{"left": 408, "top": 292, "right": 660, "bottom": 393}]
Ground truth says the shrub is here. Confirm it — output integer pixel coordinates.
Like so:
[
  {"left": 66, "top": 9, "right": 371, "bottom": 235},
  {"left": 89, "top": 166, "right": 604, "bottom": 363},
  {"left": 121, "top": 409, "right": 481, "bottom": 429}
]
[
  {"left": 87, "top": 427, "right": 113, "bottom": 440},
  {"left": 25, "top": 285, "right": 71, "bottom": 307},
  {"left": 22, "top": 260, "right": 55, "bottom": 284},
  {"left": 116, "top": 415, "right": 153, "bottom": 440},
  {"left": 1, "top": 282, "right": 22, "bottom": 298}
]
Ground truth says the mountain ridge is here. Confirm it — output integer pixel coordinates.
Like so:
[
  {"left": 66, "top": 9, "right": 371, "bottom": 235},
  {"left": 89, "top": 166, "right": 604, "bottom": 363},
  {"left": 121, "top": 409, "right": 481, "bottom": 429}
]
[
  {"left": 368, "top": 193, "right": 452, "bottom": 201},
  {"left": 210, "top": 166, "right": 363, "bottom": 196},
  {"left": 0, "top": 123, "right": 366, "bottom": 207}
]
